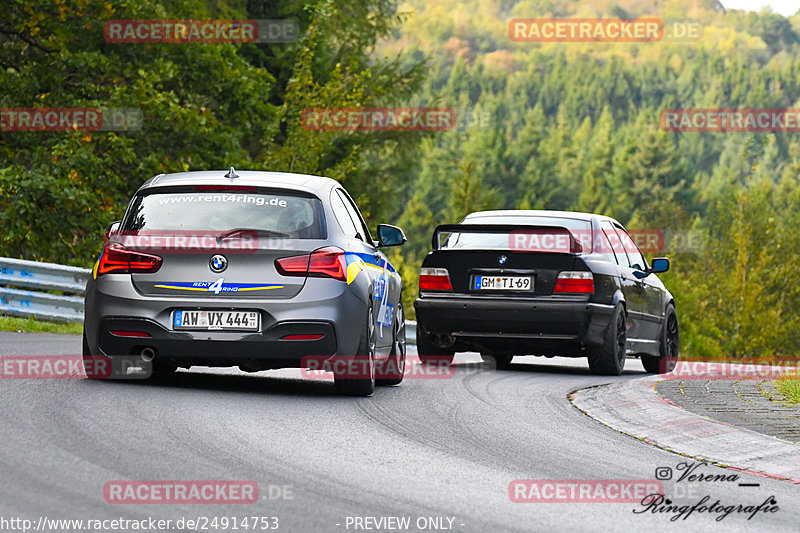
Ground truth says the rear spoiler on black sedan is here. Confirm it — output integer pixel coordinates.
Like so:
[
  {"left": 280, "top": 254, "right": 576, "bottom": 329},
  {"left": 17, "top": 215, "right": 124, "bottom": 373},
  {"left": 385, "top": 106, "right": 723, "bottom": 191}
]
[{"left": 431, "top": 224, "right": 584, "bottom": 253}]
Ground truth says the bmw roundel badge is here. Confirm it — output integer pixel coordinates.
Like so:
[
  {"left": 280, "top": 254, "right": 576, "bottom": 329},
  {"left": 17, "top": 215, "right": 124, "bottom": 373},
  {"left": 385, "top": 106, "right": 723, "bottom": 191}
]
[
  {"left": 210, "top": 254, "right": 228, "bottom": 273},
  {"left": 498, "top": 255, "right": 507, "bottom": 265}
]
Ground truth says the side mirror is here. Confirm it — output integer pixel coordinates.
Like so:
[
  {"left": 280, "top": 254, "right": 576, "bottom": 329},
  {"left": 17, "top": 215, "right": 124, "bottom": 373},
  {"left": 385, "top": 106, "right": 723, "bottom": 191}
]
[
  {"left": 377, "top": 224, "right": 406, "bottom": 247},
  {"left": 650, "top": 257, "right": 670, "bottom": 274},
  {"left": 105, "top": 220, "right": 121, "bottom": 239}
]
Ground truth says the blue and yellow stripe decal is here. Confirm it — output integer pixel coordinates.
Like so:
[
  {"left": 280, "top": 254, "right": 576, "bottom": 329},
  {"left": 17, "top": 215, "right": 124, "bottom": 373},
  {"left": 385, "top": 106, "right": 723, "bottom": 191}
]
[
  {"left": 344, "top": 252, "right": 398, "bottom": 285},
  {"left": 153, "top": 281, "right": 283, "bottom": 294}
]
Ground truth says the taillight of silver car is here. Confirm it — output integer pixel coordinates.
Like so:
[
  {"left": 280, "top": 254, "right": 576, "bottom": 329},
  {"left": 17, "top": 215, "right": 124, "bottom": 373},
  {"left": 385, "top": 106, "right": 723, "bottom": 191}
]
[
  {"left": 275, "top": 246, "right": 348, "bottom": 282},
  {"left": 96, "top": 243, "right": 162, "bottom": 276}
]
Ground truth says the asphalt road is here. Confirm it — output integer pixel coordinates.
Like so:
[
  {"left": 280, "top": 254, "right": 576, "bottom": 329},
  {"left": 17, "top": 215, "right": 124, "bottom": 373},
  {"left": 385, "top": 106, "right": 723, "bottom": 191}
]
[{"left": 1, "top": 332, "right": 798, "bottom": 533}]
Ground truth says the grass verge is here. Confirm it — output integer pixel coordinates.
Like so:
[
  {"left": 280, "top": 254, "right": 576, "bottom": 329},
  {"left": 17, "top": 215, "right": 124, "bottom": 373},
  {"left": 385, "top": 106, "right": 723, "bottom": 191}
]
[
  {"left": 775, "top": 369, "right": 800, "bottom": 404},
  {"left": 0, "top": 316, "right": 82, "bottom": 335}
]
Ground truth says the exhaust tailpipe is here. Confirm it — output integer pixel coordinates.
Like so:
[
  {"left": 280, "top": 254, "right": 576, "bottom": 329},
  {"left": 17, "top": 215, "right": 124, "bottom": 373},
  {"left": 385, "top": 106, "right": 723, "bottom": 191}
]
[
  {"left": 432, "top": 333, "right": 456, "bottom": 348},
  {"left": 140, "top": 347, "right": 156, "bottom": 363}
]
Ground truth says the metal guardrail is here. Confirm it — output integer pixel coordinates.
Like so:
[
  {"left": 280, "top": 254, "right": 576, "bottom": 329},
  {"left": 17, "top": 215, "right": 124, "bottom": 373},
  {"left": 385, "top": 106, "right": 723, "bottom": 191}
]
[
  {"left": 406, "top": 321, "right": 416, "bottom": 347},
  {"left": 0, "top": 257, "right": 91, "bottom": 322}
]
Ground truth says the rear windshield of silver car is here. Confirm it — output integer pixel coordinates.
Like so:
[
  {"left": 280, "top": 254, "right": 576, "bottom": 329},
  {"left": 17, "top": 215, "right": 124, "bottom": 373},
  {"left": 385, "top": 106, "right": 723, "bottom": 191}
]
[
  {"left": 442, "top": 216, "right": 592, "bottom": 250},
  {"left": 122, "top": 189, "right": 326, "bottom": 239}
]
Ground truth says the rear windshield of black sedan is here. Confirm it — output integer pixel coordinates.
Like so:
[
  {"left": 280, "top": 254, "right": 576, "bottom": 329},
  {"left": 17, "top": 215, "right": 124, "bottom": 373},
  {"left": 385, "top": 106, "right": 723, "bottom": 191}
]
[
  {"left": 122, "top": 190, "right": 326, "bottom": 239},
  {"left": 443, "top": 216, "right": 592, "bottom": 251}
]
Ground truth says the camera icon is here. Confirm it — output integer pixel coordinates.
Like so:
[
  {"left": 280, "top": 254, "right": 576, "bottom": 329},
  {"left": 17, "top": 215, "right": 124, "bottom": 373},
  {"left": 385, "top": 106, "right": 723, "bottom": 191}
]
[{"left": 655, "top": 467, "right": 673, "bottom": 480}]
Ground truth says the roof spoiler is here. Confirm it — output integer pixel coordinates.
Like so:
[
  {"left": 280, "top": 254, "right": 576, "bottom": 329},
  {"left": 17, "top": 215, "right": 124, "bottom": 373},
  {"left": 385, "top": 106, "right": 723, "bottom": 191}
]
[{"left": 431, "top": 224, "right": 583, "bottom": 253}]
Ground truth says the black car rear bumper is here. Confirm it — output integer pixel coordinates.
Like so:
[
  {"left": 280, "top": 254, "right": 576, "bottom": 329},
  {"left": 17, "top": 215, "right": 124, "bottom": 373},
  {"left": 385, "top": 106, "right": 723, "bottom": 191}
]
[{"left": 414, "top": 295, "right": 616, "bottom": 354}]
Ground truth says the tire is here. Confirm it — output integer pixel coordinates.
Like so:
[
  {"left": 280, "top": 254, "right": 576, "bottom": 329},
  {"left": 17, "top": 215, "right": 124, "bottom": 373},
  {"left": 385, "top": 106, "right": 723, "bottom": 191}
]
[
  {"left": 588, "top": 304, "right": 627, "bottom": 376},
  {"left": 416, "top": 327, "right": 454, "bottom": 367},
  {"left": 481, "top": 353, "right": 514, "bottom": 369},
  {"left": 334, "top": 306, "right": 376, "bottom": 396},
  {"left": 82, "top": 328, "right": 90, "bottom": 356},
  {"left": 642, "top": 304, "right": 679, "bottom": 374},
  {"left": 82, "top": 328, "right": 110, "bottom": 380},
  {"left": 376, "top": 304, "right": 406, "bottom": 386}
]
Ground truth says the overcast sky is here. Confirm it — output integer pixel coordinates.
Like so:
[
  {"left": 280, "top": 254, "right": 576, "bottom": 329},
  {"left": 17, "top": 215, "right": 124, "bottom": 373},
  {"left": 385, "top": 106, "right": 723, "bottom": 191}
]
[{"left": 721, "top": 0, "right": 799, "bottom": 16}]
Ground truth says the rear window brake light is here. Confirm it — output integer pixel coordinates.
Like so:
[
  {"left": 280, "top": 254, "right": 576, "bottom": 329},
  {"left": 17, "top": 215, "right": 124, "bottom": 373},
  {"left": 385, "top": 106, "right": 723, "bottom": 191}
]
[{"left": 194, "top": 185, "right": 258, "bottom": 192}]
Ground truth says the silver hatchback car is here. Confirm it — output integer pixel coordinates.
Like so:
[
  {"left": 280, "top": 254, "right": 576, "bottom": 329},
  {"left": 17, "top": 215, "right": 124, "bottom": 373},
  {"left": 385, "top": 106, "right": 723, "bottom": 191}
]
[{"left": 83, "top": 169, "right": 407, "bottom": 396}]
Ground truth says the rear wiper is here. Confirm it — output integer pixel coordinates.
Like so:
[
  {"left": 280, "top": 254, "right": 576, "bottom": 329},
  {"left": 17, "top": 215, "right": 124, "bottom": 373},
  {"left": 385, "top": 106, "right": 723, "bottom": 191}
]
[{"left": 216, "top": 228, "right": 289, "bottom": 243}]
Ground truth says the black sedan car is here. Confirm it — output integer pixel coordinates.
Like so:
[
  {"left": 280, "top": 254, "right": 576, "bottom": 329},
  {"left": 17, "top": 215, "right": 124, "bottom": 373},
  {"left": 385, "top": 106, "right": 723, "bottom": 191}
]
[{"left": 414, "top": 210, "right": 678, "bottom": 375}]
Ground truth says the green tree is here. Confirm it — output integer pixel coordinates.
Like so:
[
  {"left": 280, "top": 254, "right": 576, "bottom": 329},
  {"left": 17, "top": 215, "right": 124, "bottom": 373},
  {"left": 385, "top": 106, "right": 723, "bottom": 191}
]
[
  {"left": 0, "top": 0, "right": 425, "bottom": 264},
  {"left": 444, "top": 159, "right": 497, "bottom": 223}
]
